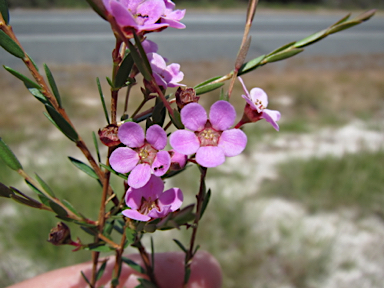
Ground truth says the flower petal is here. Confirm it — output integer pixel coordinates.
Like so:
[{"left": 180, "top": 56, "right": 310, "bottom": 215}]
[
  {"left": 118, "top": 122, "right": 145, "bottom": 147},
  {"left": 170, "top": 130, "right": 200, "bottom": 155},
  {"left": 218, "top": 129, "right": 247, "bottom": 157},
  {"left": 250, "top": 87, "right": 269, "bottom": 111},
  {"left": 238, "top": 76, "right": 250, "bottom": 99},
  {"left": 158, "top": 188, "right": 183, "bottom": 212},
  {"left": 180, "top": 103, "right": 207, "bottom": 131},
  {"left": 128, "top": 163, "right": 152, "bottom": 189},
  {"left": 122, "top": 209, "right": 151, "bottom": 221},
  {"left": 147, "top": 205, "right": 172, "bottom": 219},
  {"left": 110, "top": 1, "right": 138, "bottom": 27},
  {"left": 125, "top": 188, "right": 143, "bottom": 210},
  {"left": 146, "top": 124, "right": 167, "bottom": 150},
  {"left": 109, "top": 147, "right": 139, "bottom": 174},
  {"left": 136, "top": 0, "right": 165, "bottom": 25},
  {"left": 262, "top": 109, "right": 281, "bottom": 131},
  {"left": 195, "top": 146, "right": 225, "bottom": 168},
  {"left": 152, "top": 151, "right": 171, "bottom": 176},
  {"left": 209, "top": 100, "right": 236, "bottom": 131}
]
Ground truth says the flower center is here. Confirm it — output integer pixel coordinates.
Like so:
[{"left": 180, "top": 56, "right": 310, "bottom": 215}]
[
  {"left": 138, "top": 197, "right": 159, "bottom": 215},
  {"left": 197, "top": 127, "right": 221, "bottom": 147},
  {"left": 254, "top": 99, "right": 265, "bottom": 111},
  {"left": 136, "top": 143, "right": 158, "bottom": 165}
]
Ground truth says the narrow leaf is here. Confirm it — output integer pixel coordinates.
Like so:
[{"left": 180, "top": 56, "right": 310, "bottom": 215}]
[
  {"left": 0, "top": 137, "right": 22, "bottom": 170},
  {"left": 332, "top": 12, "right": 351, "bottom": 26},
  {"left": 68, "top": 157, "right": 98, "bottom": 179},
  {"left": 184, "top": 267, "right": 191, "bottom": 285},
  {"left": 114, "top": 53, "right": 134, "bottom": 88},
  {"left": 195, "top": 82, "right": 224, "bottom": 95},
  {"left": 0, "top": 182, "right": 13, "bottom": 198},
  {"left": 44, "top": 63, "right": 62, "bottom": 107},
  {"left": 173, "top": 239, "right": 188, "bottom": 253},
  {"left": 96, "top": 261, "right": 107, "bottom": 281},
  {"left": 125, "top": 226, "right": 136, "bottom": 245},
  {"left": 49, "top": 201, "right": 68, "bottom": 218},
  {"left": 294, "top": 30, "right": 327, "bottom": 48},
  {"left": 152, "top": 98, "right": 166, "bottom": 127},
  {"left": 169, "top": 108, "right": 184, "bottom": 129},
  {"left": 10, "top": 194, "right": 41, "bottom": 208},
  {"left": 200, "top": 189, "right": 211, "bottom": 219},
  {"left": 327, "top": 21, "right": 361, "bottom": 35},
  {"left": 28, "top": 88, "right": 50, "bottom": 105},
  {"left": 264, "top": 48, "right": 303, "bottom": 63},
  {"left": 267, "top": 41, "right": 296, "bottom": 57},
  {"left": 62, "top": 199, "right": 81, "bottom": 217},
  {"left": 121, "top": 257, "right": 146, "bottom": 274},
  {"left": 238, "top": 54, "right": 265, "bottom": 75},
  {"left": 0, "top": 0, "right": 9, "bottom": 25},
  {"left": 126, "top": 40, "right": 152, "bottom": 81},
  {"left": 3, "top": 65, "right": 40, "bottom": 89},
  {"left": 45, "top": 105, "right": 79, "bottom": 142},
  {"left": 99, "top": 163, "right": 127, "bottom": 179},
  {"left": 35, "top": 173, "right": 56, "bottom": 197},
  {"left": 80, "top": 271, "right": 92, "bottom": 286},
  {"left": 235, "top": 36, "right": 251, "bottom": 70},
  {"left": 85, "top": 0, "right": 107, "bottom": 20},
  {"left": 194, "top": 76, "right": 222, "bottom": 88},
  {"left": 92, "top": 131, "right": 101, "bottom": 164},
  {"left": 96, "top": 77, "right": 110, "bottom": 124},
  {"left": 87, "top": 244, "right": 114, "bottom": 252},
  {"left": 0, "top": 30, "right": 24, "bottom": 58},
  {"left": 134, "top": 31, "right": 152, "bottom": 76}
]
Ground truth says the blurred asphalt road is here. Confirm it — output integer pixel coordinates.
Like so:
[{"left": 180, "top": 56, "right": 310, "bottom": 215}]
[{"left": 0, "top": 9, "right": 383, "bottom": 66}]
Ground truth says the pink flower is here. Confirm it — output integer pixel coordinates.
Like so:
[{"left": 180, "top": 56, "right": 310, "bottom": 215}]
[
  {"left": 109, "top": 122, "right": 171, "bottom": 188},
  {"left": 170, "top": 101, "right": 247, "bottom": 168},
  {"left": 122, "top": 175, "right": 183, "bottom": 221},
  {"left": 147, "top": 52, "right": 184, "bottom": 88},
  {"left": 238, "top": 77, "right": 281, "bottom": 131},
  {"left": 103, "top": 0, "right": 185, "bottom": 37}
]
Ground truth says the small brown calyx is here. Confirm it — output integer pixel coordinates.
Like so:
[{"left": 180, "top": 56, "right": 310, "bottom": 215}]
[
  {"left": 175, "top": 87, "right": 199, "bottom": 110},
  {"left": 98, "top": 124, "right": 121, "bottom": 147}
]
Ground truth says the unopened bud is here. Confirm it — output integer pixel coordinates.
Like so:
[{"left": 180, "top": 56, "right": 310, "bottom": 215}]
[
  {"left": 98, "top": 124, "right": 121, "bottom": 147},
  {"left": 169, "top": 150, "right": 187, "bottom": 171},
  {"left": 175, "top": 87, "right": 199, "bottom": 110},
  {"left": 47, "top": 222, "right": 72, "bottom": 246}
]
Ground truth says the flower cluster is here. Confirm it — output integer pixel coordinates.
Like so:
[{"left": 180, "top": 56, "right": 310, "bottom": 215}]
[{"left": 103, "top": 0, "right": 185, "bottom": 38}]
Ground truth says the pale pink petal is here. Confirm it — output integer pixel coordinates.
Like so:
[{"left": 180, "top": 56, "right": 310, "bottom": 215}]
[
  {"left": 152, "top": 151, "right": 171, "bottom": 176},
  {"left": 122, "top": 209, "right": 151, "bottom": 221},
  {"left": 238, "top": 77, "right": 250, "bottom": 99},
  {"left": 147, "top": 205, "right": 172, "bottom": 219},
  {"left": 250, "top": 87, "right": 269, "bottom": 110},
  {"left": 180, "top": 103, "right": 207, "bottom": 131},
  {"left": 141, "top": 39, "right": 158, "bottom": 54},
  {"left": 139, "top": 174, "right": 164, "bottom": 199},
  {"left": 109, "top": 147, "right": 139, "bottom": 174},
  {"left": 125, "top": 189, "right": 143, "bottom": 210},
  {"left": 158, "top": 188, "right": 183, "bottom": 211},
  {"left": 262, "top": 109, "right": 281, "bottom": 131},
  {"left": 170, "top": 130, "right": 200, "bottom": 155},
  {"left": 218, "top": 129, "right": 247, "bottom": 157},
  {"left": 128, "top": 163, "right": 152, "bottom": 188},
  {"left": 195, "top": 146, "right": 225, "bottom": 168},
  {"left": 136, "top": 0, "right": 165, "bottom": 25},
  {"left": 209, "top": 100, "right": 236, "bottom": 131},
  {"left": 160, "top": 18, "right": 186, "bottom": 29},
  {"left": 146, "top": 124, "right": 167, "bottom": 150},
  {"left": 118, "top": 122, "right": 145, "bottom": 147}
]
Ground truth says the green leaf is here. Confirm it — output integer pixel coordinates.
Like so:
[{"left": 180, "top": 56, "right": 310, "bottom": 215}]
[
  {"left": 3, "top": 65, "right": 40, "bottom": 89},
  {"left": 114, "top": 53, "right": 134, "bottom": 88},
  {"left": 195, "top": 82, "right": 224, "bottom": 95},
  {"left": 152, "top": 97, "right": 166, "bottom": 127},
  {"left": 266, "top": 41, "right": 296, "bottom": 57},
  {"left": 49, "top": 201, "right": 68, "bottom": 218},
  {"left": 327, "top": 21, "right": 360, "bottom": 35},
  {"left": 35, "top": 173, "right": 56, "bottom": 197},
  {"left": 122, "top": 257, "right": 146, "bottom": 274},
  {"left": 0, "top": 0, "right": 10, "bottom": 25},
  {"left": 219, "top": 88, "right": 228, "bottom": 101},
  {"left": 0, "top": 30, "right": 24, "bottom": 58},
  {"left": 0, "top": 182, "right": 13, "bottom": 198},
  {"left": 10, "top": 194, "right": 41, "bottom": 208},
  {"left": 96, "top": 261, "right": 107, "bottom": 281},
  {"left": 0, "top": 137, "right": 22, "bottom": 171},
  {"left": 68, "top": 157, "right": 98, "bottom": 179},
  {"left": 200, "top": 189, "right": 211, "bottom": 220},
  {"left": 133, "top": 32, "right": 152, "bottom": 78},
  {"left": 264, "top": 48, "right": 303, "bottom": 63},
  {"left": 92, "top": 131, "right": 101, "bottom": 164},
  {"left": 62, "top": 199, "right": 80, "bottom": 217},
  {"left": 86, "top": 244, "right": 114, "bottom": 252},
  {"left": 28, "top": 88, "right": 50, "bottom": 105},
  {"left": 294, "top": 30, "right": 327, "bottom": 48},
  {"left": 45, "top": 105, "right": 79, "bottom": 142},
  {"left": 126, "top": 40, "right": 152, "bottom": 81},
  {"left": 85, "top": 0, "right": 107, "bottom": 21},
  {"left": 173, "top": 239, "right": 188, "bottom": 253},
  {"left": 184, "top": 267, "right": 191, "bottom": 285},
  {"left": 169, "top": 108, "right": 184, "bottom": 129},
  {"left": 238, "top": 54, "right": 265, "bottom": 76},
  {"left": 44, "top": 63, "right": 62, "bottom": 107},
  {"left": 96, "top": 77, "right": 110, "bottom": 124},
  {"left": 125, "top": 226, "right": 136, "bottom": 246},
  {"left": 80, "top": 271, "right": 92, "bottom": 287},
  {"left": 194, "top": 76, "right": 222, "bottom": 88},
  {"left": 137, "top": 278, "right": 158, "bottom": 288},
  {"left": 27, "top": 53, "right": 39, "bottom": 71}
]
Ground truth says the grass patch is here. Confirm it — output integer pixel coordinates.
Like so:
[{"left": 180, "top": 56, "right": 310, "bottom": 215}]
[{"left": 259, "top": 149, "right": 384, "bottom": 216}]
